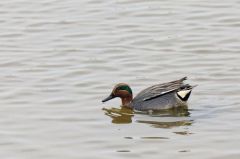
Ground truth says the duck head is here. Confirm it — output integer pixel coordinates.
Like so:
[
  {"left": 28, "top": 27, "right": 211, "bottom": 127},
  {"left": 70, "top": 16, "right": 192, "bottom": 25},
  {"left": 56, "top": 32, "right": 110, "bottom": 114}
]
[{"left": 102, "top": 83, "right": 133, "bottom": 107}]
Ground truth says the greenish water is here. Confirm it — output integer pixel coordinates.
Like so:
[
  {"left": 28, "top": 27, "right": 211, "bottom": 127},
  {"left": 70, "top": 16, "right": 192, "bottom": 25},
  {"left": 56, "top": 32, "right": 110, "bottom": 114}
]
[{"left": 0, "top": 0, "right": 240, "bottom": 159}]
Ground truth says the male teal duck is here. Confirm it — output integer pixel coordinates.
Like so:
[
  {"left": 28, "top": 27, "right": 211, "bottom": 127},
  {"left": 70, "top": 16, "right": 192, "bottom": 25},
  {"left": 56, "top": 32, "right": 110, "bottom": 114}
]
[{"left": 102, "top": 77, "right": 196, "bottom": 111}]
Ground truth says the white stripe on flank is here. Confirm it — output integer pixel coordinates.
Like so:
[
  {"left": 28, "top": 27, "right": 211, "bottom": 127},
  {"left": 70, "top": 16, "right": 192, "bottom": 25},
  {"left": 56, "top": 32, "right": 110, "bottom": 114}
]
[{"left": 177, "top": 90, "right": 191, "bottom": 99}]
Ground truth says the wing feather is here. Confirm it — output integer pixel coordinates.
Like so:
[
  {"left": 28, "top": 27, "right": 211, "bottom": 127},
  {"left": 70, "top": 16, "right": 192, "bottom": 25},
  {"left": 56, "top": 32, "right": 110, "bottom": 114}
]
[{"left": 133, "top": 77, "right": 188, "bottom": 102}]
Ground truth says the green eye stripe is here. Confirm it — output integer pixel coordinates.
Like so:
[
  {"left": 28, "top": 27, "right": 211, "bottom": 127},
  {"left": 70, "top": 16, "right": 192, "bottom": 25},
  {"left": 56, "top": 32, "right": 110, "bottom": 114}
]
[{"left": 118, "top": 85, "right": 132, "bottom": 95}]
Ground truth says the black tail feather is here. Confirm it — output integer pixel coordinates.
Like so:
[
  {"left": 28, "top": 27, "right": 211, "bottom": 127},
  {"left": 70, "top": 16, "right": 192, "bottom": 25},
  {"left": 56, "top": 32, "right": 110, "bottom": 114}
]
[{"left": 180, "top": 76, "right": 188, "bottom": 81}]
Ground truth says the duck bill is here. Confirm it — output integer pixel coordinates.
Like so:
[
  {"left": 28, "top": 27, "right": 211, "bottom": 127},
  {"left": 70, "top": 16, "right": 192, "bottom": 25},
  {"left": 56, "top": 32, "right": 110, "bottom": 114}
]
[{"left": 102, "top": 94, "right": 115, "bottom": 102}]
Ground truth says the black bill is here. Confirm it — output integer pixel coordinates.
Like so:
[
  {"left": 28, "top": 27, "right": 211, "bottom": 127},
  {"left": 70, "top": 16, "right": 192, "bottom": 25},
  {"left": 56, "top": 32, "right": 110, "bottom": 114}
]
[{"left": 102, "top": 94, "right": 115, "bottom": 102}]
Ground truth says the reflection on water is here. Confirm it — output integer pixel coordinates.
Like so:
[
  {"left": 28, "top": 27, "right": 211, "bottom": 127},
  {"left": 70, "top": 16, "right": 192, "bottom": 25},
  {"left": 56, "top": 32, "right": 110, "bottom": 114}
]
[
  {"left": 136, "top": 106, "right": 191, "bottom": 117},
  {"left": 124, "top": 136, "right": 169, "bottom": 140},
  {"left": 117, "top": 150, "right": 131, "bottom": 153},
  {"left": 179, "top": 150, "right": 191, "bottom": 153},
  {"left": 137, "top": 119, "right": 193, "bottom": 129},
  {"left": 102, "top": 107, "right": 134, "bottom": 124},
  {"left": 173, "top": 131, "right": 194, "bottom": 135},
  {"left": 136, "top": 107, "right": 193, "bottom": 128},
  {"left": 103, "top": 106, "right": 193, "bottom": 128},
  {"left": 141, "top": 136, "right": 169, "bottom": 140}
]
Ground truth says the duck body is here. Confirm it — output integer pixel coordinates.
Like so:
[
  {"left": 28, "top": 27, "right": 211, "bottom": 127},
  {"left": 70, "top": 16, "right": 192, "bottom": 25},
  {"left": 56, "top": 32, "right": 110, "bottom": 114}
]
[
  {"left": 131, "top": 92, "right": 185, "bottom": 111},
  {"left": 102, "top": 77, "right": 196, "bottom": 111}
]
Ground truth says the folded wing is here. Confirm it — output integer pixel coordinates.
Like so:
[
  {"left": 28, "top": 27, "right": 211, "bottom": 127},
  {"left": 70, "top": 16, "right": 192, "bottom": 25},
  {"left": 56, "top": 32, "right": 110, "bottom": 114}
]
[{"left": 133, "top": 77, "right": 188, "bottom": 102}]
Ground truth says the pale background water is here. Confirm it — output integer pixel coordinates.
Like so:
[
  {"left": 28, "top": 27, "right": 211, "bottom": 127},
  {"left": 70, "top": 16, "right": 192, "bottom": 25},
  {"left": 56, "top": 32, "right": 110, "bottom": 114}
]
[{"left": 0, "top": 0, "right": 240, "bottom": 159}]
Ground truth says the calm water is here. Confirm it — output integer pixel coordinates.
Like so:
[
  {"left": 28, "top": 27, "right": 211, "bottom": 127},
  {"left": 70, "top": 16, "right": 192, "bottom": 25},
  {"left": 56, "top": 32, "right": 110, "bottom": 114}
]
[{"left": 0, "top": 0, "right": 240, "bottom": 158}]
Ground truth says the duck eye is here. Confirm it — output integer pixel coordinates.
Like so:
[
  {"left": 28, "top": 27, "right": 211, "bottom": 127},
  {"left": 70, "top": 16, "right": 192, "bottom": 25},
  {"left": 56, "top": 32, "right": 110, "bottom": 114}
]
[
  {"left": 117, "top": 86, "right": 125, "bottom": 91},
  {"left": 116, "top": 87, "right": 122, "bottom": 91}
]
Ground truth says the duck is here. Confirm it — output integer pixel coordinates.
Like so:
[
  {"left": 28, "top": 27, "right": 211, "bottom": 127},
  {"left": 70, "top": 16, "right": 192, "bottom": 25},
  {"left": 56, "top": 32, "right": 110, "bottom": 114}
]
[{"left": 102, "top": 77, "right": 196, "bottom": 111}]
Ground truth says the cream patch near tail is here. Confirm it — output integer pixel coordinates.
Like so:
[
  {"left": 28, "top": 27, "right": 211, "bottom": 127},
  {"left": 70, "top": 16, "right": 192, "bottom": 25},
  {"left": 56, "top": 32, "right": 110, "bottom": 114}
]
[{"left": 177, "top": 90, "right": 191, "bottom": 99}]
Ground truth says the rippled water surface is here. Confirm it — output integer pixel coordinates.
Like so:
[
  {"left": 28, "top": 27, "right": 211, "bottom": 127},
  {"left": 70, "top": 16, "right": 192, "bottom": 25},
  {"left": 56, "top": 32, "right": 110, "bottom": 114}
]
[{"left": 0, "top": 0, "right": 240, "bottom": 158}]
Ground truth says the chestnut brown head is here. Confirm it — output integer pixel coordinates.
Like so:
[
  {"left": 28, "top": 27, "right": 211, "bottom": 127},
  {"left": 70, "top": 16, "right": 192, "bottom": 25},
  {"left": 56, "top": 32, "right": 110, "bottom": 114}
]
[{"left": 102, "top": 83, "right": 133, "bottom": 103}]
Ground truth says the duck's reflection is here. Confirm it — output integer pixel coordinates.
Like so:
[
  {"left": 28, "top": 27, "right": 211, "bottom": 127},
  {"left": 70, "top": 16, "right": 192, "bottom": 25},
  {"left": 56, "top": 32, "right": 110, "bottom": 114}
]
[
  {"left": 102, "top": 106, "right": 194, "bottom": 128},
  {"left": 102, "top": 107, "right": 134, "bottom": 124},
  {"left": 137, "top": 119, "right": 193, "bottom": 128},
  {"left": 136, "top": 106, "right": 191, "bottom": 117},
  {"left": 136, "top": 107, "right": 193, "bottom": 128}
]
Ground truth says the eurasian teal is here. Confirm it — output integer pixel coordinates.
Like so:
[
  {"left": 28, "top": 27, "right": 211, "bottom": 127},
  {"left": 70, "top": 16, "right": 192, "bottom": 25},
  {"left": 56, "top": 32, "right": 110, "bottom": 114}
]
[{"left": 102, "top": 77, "right": 196, "bottom": 111}]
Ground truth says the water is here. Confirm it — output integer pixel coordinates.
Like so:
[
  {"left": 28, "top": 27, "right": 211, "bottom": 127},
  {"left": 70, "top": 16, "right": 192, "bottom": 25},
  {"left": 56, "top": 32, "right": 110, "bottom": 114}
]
[{"left": 0, "top": 0, "right": 240, "bottom": 158}]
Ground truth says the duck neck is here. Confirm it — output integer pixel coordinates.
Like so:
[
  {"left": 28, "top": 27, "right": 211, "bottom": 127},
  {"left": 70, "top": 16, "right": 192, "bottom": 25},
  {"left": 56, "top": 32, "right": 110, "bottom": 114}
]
[{"left": 121, "top": 95, "right": 133, "bottom": 108}]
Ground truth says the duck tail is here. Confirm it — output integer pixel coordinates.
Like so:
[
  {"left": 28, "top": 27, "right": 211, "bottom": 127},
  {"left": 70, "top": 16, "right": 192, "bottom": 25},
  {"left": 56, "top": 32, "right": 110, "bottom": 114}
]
[
  {"left": 180, "top": 84, "right": 197, "bottom": 90},
  {"left": 180, "top": 76, "right": 188, "bottom": 81},
  {"left": 177, "top": 84, "right": 197, "bottom": 101},
  {"left": 190, "top": 84, "right": 198, "bottom": 89}
]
